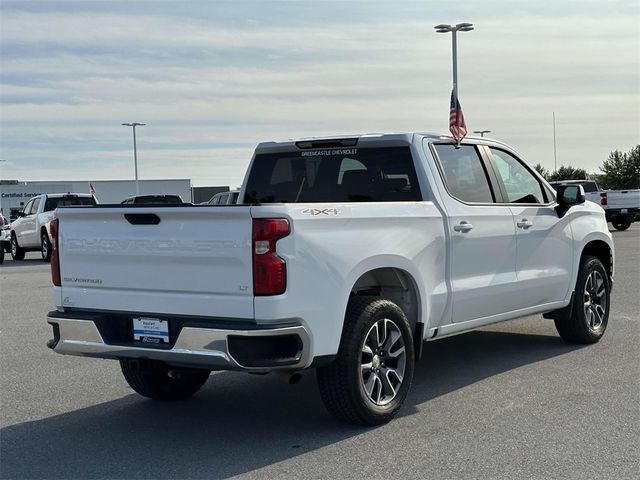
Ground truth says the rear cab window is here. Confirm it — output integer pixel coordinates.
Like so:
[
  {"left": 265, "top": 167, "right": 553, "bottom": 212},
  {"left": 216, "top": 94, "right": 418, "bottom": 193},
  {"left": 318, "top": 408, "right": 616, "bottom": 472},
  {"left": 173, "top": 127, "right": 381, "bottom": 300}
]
[
  {"left": 45, "top": 196, "right": 97, "bottom": 212},
  {"left": 244, "top": 146, "right": 422, "bottom": 203}
]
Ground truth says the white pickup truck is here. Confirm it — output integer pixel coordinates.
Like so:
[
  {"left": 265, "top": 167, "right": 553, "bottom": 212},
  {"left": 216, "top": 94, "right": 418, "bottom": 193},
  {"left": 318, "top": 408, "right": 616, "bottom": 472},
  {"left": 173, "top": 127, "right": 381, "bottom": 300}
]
[
  {"left": 46, "top": 133, "right": 614, "bottom": 425},
  {"left": 10, "top": 193, "right": 97, "bottom": 262},
  {"left": 550, "top": 180, "right": 640, "bottom": 230}
]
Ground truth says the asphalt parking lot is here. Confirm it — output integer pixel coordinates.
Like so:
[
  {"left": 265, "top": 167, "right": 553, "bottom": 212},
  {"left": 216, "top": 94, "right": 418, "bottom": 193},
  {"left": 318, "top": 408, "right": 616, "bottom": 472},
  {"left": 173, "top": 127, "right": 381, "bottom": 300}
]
[{"left": 1, "top": 226, "right": 638, "bottom": 480}]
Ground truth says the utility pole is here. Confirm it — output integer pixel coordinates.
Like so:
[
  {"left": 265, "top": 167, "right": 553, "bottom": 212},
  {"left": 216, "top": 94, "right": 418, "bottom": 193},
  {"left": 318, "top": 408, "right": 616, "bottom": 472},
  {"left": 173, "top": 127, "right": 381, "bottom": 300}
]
[{"left": 473, "top": 130, "right": 491, "bottom": 137}]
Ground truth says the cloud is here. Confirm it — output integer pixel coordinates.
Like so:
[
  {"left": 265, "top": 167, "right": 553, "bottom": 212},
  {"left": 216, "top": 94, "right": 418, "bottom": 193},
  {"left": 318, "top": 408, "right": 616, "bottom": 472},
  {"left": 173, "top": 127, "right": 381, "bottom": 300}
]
[{"left": 1, "top": 1, "right": 638, "bottom": 185}]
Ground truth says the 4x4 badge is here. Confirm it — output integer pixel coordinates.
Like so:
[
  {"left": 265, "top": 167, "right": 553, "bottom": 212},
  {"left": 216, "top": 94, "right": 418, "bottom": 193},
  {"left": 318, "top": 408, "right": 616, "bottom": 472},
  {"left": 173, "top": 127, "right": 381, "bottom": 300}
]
[{"left": 301, "top": 208, "right": 340, "bottom": 216}]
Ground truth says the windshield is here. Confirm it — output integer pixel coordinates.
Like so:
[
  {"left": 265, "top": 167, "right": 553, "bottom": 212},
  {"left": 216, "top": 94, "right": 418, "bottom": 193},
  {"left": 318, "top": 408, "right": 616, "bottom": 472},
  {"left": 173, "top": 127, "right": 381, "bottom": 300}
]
[
  {"left": 244, "top": 147, "right": 421, "bottom": 203},
  {"left": 44, "top": 196, "right": 96, "bottom": 211}
]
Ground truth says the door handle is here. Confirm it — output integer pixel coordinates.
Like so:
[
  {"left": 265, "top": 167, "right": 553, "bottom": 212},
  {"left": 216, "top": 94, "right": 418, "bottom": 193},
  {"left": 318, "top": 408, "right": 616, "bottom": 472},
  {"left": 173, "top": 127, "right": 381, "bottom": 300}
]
[
  {"left": 453, "top": 221, "right": 473, "bottom": 232},
  {"left": 517, "top": 219, "right": 533, "bottom": 229}
]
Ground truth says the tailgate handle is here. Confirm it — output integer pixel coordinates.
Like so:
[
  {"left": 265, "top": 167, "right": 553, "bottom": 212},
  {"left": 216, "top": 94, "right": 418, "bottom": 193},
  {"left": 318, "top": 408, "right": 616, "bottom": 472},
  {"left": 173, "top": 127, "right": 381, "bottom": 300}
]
[{"left": 124, "top": 213, "right": 161, "bottom": 225}]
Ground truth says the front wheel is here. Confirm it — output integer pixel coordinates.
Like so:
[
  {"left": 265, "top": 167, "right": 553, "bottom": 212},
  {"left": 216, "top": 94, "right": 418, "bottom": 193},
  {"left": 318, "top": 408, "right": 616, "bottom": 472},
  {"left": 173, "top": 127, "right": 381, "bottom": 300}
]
[
  {"left": 41, "top": 232, "right": 52, "bottom": 262},
  {"left": 317, "top": 296, "right": 415, "bottom": 426},
  {"left": 120, "top": 359, "right": 210, "bottom": 400},
  {"left": 554, "top": 255, "right": 610, "bottom": 344},
  {"left": 10, "top": 235, "right": 25, "bottom": 260},
  {"left": 0, "top": 243, "right": 4, "bottom": 264}
]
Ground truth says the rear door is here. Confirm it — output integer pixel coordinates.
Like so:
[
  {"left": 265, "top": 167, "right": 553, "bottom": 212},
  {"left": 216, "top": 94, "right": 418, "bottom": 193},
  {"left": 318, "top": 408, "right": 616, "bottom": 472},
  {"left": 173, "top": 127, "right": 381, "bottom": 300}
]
[
  {"left": 431, "top": 143, "right": 519, "bottom": 323},
  {"left": 57, "top": 206, "right": 255, "bottom": 319},
  {"left": 486, "top": 146, "right": 573, "bottom": 307}
]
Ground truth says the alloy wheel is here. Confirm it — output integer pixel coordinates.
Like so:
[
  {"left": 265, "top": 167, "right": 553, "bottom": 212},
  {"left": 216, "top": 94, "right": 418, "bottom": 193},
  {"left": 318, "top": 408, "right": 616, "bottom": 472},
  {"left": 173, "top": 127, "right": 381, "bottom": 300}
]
[
  {"left": 584, "top": 270, "right": 606, "bottom": 331},
  {"left": 360, "top": 318, "right": 406, "bottom": 406}
]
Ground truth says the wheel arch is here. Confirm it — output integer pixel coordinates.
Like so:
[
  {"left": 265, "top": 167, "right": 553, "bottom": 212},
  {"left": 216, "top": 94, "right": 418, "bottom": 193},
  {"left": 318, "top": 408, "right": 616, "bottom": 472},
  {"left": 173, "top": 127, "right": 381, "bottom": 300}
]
[
  {"left": 350, "top": 267, "right": 422, "bottom": 331},
  {"left": 342, "top": 258, "right": 427, "bottom": 359},
  {"left": 581, "top": 239, "right": 613, "bottom": 282}
]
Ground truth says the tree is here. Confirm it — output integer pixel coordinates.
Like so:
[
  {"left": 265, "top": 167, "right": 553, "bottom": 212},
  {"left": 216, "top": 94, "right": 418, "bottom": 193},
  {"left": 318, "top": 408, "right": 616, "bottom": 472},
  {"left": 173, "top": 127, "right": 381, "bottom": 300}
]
[
  {"left": 599, "top": 145, "right": 640, "bottom": 190},
  {"left": 533, "top": 163, "right": 549, "bottom": 180},
  {"left": 547, "top": 165, "right": 588, "bottom": 182}
]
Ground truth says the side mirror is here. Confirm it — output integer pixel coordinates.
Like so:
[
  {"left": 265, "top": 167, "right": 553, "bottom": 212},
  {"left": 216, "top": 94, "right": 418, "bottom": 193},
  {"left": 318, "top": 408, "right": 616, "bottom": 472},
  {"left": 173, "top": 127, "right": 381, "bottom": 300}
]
[
  {"left": 555, "top": 184, "right": 585, "bottom": 217},
  {"left": 16, "top": 210, "right": 25, "bottom": 217}
]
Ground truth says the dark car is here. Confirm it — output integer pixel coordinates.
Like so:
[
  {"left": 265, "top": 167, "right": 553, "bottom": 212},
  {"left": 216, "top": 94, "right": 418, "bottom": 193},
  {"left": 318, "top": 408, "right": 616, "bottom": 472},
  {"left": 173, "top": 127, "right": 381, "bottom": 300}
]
[{"left": 121, "top": 195, "right": 184, "bottom": 205}]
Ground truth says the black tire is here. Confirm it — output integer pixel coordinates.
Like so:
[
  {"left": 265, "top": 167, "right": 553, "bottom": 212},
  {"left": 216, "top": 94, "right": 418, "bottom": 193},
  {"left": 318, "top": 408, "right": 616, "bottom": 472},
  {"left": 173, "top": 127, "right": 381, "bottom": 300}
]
[
  {"left": 10, "top": 235, "right": 25, "bottom": 260},
  {"left": 0, "top": 243, "right": 4, "bottom": 264},
  {"left": 554, "top": 255, "right": 610, "bottom": 344},
  {"left": 612, "top": 219, "right": 631, "bottom": 231},
  {"left": 41, "top": 232, "right": 52, "bottom": 262},
  {"left": 317, "top": 296, "right": 415, "bottom": 426},
  {"left": 40, "top": 232, "right": 51, "bottom": 262},
  {"left": 120, "top": 359, "right": 210, "bottom": 400}
]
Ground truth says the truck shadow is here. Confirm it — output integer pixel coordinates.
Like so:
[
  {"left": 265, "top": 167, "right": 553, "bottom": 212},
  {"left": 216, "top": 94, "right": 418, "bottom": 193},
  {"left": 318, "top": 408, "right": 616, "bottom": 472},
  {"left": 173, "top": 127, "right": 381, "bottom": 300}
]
[
  {"left": 0, "top": 329, "right": 584, "bottom": 479},
  {"left": 0, "top": 258, "right": 48, "bottom": 268}
]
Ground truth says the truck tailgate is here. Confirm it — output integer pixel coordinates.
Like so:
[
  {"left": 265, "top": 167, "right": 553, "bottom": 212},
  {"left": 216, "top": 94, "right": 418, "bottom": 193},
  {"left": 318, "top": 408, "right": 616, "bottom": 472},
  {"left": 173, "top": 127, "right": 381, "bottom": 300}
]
[
  {"left": 606, "top": 190, "right": 640, "bottom": 209},
  {"left": 56, "top": 206, "right": 254, "bottom": 319}
]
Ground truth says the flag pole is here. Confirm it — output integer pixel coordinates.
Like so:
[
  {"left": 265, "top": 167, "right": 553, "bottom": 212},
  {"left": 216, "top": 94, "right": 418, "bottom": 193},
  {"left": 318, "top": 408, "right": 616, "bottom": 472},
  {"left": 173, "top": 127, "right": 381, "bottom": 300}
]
[{"left": 452, "top": 30, "right": 461, "bottom": 147}]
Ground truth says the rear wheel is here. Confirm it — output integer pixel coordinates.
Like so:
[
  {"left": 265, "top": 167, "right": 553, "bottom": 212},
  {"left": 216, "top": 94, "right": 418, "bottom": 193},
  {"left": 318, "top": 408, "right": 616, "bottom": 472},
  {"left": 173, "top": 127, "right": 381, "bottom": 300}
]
[
  {"left": 554, "top": 255, "right": 610, "bottom": 344},
  {"left": 0, "top": 243, "right": 4, "bottom": 264},
  {"left": 317, "top": 296, "right": 415, "bottom": 426},
  {"left": 120, "top": 359, "right": 210, "bottom": 400},
  {"left": 10, "top": 235, "right": 25, "bottom": 260},
  {"left": 612, "top": 218, "right": 631, "bottom": 231},
  {"left": 41, "top": 232, "right": 52, "bottom": 262}
]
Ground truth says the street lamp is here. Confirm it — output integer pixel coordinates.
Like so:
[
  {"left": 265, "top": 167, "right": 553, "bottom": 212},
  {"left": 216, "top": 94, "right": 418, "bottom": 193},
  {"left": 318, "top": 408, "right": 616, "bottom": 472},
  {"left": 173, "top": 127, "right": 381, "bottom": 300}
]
[
  {"left": 473, "top": 130, "right": 491, "bottom": 137},
  {"left": 434, "top": 23, "right": 474, "bottom": 101},
  {"left": 122, "top": 122, "right": 146, "bottom": 195}
]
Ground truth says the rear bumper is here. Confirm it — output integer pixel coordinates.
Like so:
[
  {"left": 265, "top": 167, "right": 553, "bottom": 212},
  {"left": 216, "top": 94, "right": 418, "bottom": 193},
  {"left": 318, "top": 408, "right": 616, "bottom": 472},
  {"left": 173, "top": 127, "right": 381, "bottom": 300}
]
[
  {"left": 46, "top": 311, "right": 311, "bottom": 371},
  {"left": 606, "top": 208, "right": 639, "bottom": 221}
]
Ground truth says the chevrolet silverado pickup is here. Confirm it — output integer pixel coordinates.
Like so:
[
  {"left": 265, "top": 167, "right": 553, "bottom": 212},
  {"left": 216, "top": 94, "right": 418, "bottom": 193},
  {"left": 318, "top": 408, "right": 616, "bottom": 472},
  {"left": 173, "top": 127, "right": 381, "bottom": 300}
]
[{"left": 46, "top": 133, "right": 614, "bottom": 425}]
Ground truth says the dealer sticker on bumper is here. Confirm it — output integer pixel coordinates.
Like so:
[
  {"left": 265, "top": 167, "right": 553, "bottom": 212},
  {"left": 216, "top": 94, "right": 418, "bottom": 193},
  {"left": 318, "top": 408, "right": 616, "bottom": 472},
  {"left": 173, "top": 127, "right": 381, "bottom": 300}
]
[{"left": 133, "top": 317, "right": 169, "bottom": 344}]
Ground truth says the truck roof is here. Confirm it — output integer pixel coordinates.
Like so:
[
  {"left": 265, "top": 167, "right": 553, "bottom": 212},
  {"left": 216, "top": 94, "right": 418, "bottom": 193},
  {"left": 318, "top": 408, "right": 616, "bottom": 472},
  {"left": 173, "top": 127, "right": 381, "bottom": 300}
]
[
  {"left": 254, "top": 132, "right": 512, "bottom": 154},
  {"left": 44, "top": 193, "right": 95, "bottom": 198}
]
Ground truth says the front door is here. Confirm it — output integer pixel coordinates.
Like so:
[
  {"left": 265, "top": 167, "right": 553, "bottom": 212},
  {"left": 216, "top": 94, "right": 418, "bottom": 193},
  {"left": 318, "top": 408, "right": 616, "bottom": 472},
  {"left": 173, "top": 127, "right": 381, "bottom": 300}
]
[{"left": 488, "top": 147, "right": 573, "bottom": 308}]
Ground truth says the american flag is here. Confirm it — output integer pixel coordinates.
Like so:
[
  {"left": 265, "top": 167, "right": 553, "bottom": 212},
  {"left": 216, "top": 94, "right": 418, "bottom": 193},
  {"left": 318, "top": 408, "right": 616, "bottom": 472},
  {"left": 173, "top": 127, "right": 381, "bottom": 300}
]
[
  {"left": 90, "top": 183, "right": 96, "bottom": 195},
  {"left": 449, "top": 90, "right": 467, "bottom": 142}
]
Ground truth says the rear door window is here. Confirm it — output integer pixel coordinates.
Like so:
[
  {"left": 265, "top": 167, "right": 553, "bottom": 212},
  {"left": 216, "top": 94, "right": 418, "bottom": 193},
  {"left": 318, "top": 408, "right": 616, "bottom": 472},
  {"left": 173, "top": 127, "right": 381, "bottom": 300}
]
[
  {"left": 244, "top": 147, "right": 422, "bottom": 203},
  {"left": 433, "top": 144, "right": 495, "bottom": 203}
]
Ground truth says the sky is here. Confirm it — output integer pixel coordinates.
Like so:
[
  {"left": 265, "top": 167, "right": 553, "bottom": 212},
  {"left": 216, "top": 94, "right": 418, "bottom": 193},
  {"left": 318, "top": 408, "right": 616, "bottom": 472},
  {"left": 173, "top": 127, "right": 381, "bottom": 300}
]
[{"left": 1, "top": 0, "right": 638, "bottom": 187}]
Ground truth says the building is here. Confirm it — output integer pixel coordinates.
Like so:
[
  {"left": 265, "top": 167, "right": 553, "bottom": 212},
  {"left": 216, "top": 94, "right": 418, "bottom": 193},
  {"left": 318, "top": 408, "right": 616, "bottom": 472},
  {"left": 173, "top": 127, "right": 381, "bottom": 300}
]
[{"left": 0, "top": 179, "right": 192, "bottom": 219}]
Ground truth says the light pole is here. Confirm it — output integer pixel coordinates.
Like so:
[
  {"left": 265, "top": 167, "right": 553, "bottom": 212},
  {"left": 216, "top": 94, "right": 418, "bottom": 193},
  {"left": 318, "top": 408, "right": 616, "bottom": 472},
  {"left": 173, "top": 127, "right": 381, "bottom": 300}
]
[
  {"left": 122, "top": 122, "right": 146, "bottom": 195},
  {"left": 434, "top": 22, "right": 474, "bottom": 101},
  {"left": 552, "top": 112, "right": 557, "bottom": 172},
  {"left": 473, "top": 130, "right": 491, "bottom": 137}
]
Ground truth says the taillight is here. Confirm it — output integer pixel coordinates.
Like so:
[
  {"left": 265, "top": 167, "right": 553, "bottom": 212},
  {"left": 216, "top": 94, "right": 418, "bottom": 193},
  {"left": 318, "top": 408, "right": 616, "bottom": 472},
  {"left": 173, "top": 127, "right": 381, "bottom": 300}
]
[
  {"left": 600, "top": 192, "right": 607, "bottom": 206},
  {"left": 252, "top": 218, "right": 290, "bottom": 296},
  {"left": 50, "top": 218, "right": 61, "bottom": 286}
]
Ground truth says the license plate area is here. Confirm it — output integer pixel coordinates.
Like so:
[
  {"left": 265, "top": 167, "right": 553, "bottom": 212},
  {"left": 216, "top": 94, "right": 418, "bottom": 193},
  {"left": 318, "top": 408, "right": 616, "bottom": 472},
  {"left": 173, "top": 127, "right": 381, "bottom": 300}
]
[{"left": 133, "top": 317, "right": 169, "bottom": 344}]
